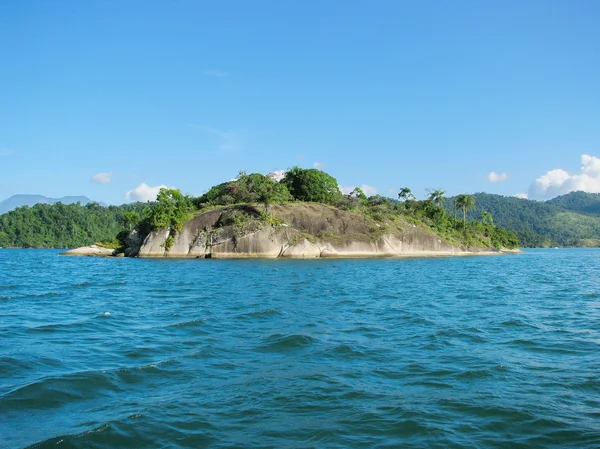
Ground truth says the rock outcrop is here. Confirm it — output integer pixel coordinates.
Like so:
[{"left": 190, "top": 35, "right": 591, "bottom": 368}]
[
  {"left": 60, "top": 245, "right": 116, "bottom": 257},
  {"left": 128, "top": 203, "right": 507, "bottom": 259}
]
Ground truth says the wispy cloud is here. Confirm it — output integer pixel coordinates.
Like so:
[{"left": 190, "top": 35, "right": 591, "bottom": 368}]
[
  {"left": 91, "top": 172, "right": 112, "bottom": 184},
  {"left": 0, "top": 148, "right": 14, "bottom": 157},
  {"left": 202, "top": 69, "right": 230, "bottom": 78},
  {"left": 190, "top": 125, "right": 243, "bottom": 152},
  {"left": 488, "top": 171, "right": 509, "bottom": 183},
  {"left": 125, "top": 183, "right": 168, "bottom": 202},
  {"left": 313, "top": 161, "right": 326, "bottom": 169}
]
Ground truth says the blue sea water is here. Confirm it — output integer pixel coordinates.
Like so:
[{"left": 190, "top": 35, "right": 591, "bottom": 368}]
[{"left": 1, "top": 249, "right": 600, "bottom": 448}]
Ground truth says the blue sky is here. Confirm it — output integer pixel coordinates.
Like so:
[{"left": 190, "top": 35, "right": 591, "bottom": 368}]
[{"left": 1, "top": 0, "right": 599, "bottom": 204}]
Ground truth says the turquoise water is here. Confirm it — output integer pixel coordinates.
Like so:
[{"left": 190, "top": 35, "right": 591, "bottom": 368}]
[{"left": 1, "top": 249, "right": 600, "bottom": 448}]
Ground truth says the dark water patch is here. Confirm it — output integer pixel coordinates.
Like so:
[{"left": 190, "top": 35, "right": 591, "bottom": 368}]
[
  {"left": 330, "top": 343, "right": 367, "bottom": 358},
  {"left": 23, "top": 291, "right": 62, "bottom": 299},
  {"left": 258, "top": 333, "right": 317, "bottom": 352},
  {"left": 167, "top": 317, "right": 207, "bottom": 328},
  {"left": 72, "top": 281, "right": 92, "bottom": 288},
  {"left": 236, "top": 308, "right": 282, "bottom": 320}
]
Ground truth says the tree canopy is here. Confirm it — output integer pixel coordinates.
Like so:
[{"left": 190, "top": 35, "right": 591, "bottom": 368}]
[
  {"left": 0, "top": 202, "right": 150, "bottom": 248},
  {"left": 281, "top": 167, "right": 342, "bottom": 204},
  {"left": 198, "top": 172, "right": 292, "bottom": 207}
]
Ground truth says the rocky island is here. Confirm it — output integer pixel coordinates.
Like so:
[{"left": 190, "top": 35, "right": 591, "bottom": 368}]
[{"left": 62, "top": 168, "right": 520, "bottom": 258}]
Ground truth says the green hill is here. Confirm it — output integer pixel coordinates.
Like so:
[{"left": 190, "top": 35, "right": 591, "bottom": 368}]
[
  {"left": 0, "top": 202, "right": 150, "bottom": 248},
  {"left": 446, "top": 192, "right": 600, "bottom": 247},
  {"left": 546, "top": 191, "right": 600, "bottom": 215}
]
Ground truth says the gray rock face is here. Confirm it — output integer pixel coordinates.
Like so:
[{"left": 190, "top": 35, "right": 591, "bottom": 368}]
[{"left": 129, "top": 204, "right": 500, "bottom": 259}]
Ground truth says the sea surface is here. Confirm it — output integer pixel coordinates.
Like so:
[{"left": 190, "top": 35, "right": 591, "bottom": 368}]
[{"left": 1, "top": 249, "right": 600, "bottom": 448}]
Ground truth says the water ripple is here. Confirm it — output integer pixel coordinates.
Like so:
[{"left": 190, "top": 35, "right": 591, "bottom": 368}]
[{"left": 1, "top": 249, "right": 600, "bottom": 448}]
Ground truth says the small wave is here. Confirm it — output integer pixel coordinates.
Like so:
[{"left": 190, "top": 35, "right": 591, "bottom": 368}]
[
  {"left": 237, "top": 308, "right": 281, "bottom": 319},
  {"left": 455, "top": 368, "right": 494, "bottom": 379},
  {"left": 27, "top": 321, "right": 89, "bottom": 333},
  {"left": 258, "top": 333, "right": 317, "bottom": 352},
  {"left": 331, "top": 343, "right": 366, "bottom": 358},
  {"left": 97, "top": 281, "right": 127, "bottom": 287},
  {"left": 25, "top": 423, "right": 112, "bottom": 448},
  {"left": 73, "top": 281, "right": 92, "bottom": 288},
  {"left": 500, "top": 318, "right": 540, "bottom": 330},
  {"left": 0, "top": 284, "right": 17, "bottom": 290},
  {"left": 27, "top": 291, "right": 62, "bottom": 298},
  {"left": 571, "top": 377, "right": 600, "bottom": 391},
  {"left": 168, "top": 317, "right": 207, "bottom": 328}
]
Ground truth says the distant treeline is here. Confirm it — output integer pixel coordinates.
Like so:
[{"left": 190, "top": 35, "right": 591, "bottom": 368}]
[
  {"left": 446, "top": 192, "right": 600, "bottom": 247},
  {"left": 0, "top": 168, "right": 521, "bottom": 251},
  {"left": 9, "top": 171, "right": 600, "bottom": 250},
  {"left": 0, "top": 202, "right": 151, "bottom": 248}
]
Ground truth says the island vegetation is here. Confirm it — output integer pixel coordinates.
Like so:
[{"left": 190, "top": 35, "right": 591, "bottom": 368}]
[
  {"left": 6, "top": 168, "right": 600, "bottom": 251},
  {"left": 1, "top": 168, "right": 521, "bottom": 252},
  {"left": 109, "top": 168, "right": 519, "bottom": 255}
]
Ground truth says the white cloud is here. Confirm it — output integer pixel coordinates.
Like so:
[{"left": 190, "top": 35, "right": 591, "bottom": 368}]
[
  {"left": 202, "top": 70, "right": 230, "bottom": 78},
  {"left": 361, "top": 184, "right": 378, "bottom": 196},
  {"left": 125, "top": 183, "right": 167, "bottom": 202},
  {"left": 487, "top": 171, "right": 509, "bottom": 183},
  {"left": 340, "top": 184, "right": 378, "bottom": 196},
  {"left": 313, "top": 161, "right": 326, "bottom": 169},
  {"left": 515, "top": 193, "right": 528, "bottom": 199},
  {"left": 91, "top": 172, "right": 112, "bottom": 184},
  {"left": 0, "top": 148, "right": 14, "bottom": 156},
  {"left": 267, "top": 170, "right": 286, "bottom": 182},
  {"left": 528, "top": 154, "right": 600, "bottom": 200}
]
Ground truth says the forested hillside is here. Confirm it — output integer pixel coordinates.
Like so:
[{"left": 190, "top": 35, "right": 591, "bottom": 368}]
[
  {"left": 4, "top": 182, "right": 599, "bottom": 250},
  {"left": 0, "top": 202, "right": 150, "bottom": 248},
  {"left": 546, "top": 191, "right": 600, "bottom": 215},
  {"left": 446, "top": 192, "right": 600, "bottom": 247}
]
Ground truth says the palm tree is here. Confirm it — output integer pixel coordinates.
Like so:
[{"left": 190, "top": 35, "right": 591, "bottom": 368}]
[
  {"left": 259, "top": 183, "right": 273, "bottom": 215},
  {"left": 455, "top": 194, "right": 475, "bottom": 231},
  {"left": 427, "top": 189, "right": 446, "bottom": 207},
  {"left": 481, "top": 211, "right": 493, "bottom": 225}
]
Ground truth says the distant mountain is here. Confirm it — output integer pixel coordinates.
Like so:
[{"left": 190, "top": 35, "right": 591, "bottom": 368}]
[
  {"left": 0, "top": 194, "right": 105, "bottom": 215},
  {"left": 446, "top": 191, "right": 600, "bottom": 247}
]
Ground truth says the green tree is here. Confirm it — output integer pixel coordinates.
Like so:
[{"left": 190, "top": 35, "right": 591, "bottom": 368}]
[
  {"left": 427, "top": 189, "right": 446, "bottom": 207},
  {"left": 398, "top": 187, "right": 415, "bottom": 201},
  {"left": 350, "top": 187, "right": 367, "bottom": 201},
  {"left": 481, "top": 211, "right": 493, "bottom": 225},
  {"left": 198, "top": 172, "right": 291, "bottom": 207},
  {"left": 456, "top": 194, "right": 476, "bottom": 231},
  {"left": 258, "top": 182, "right": 274, "bottom": 214},
  {"left": 122, "top": 211, "right": 140, "bottom": 231},
  {"left": 282, "top": 167, "right": 342, "bottom": 204},
  {"left": 149, "top": 188, "right": 190, "bottom": 232}
]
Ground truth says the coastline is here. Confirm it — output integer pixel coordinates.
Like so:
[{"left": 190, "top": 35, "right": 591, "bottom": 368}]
[{"left": 60, "top": 245, "right": 521, "bottom": 259}]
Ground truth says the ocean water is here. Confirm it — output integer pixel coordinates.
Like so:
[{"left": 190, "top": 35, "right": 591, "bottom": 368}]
[{"left": 1, "top": 249, "right": 599, "bottom": 449}]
